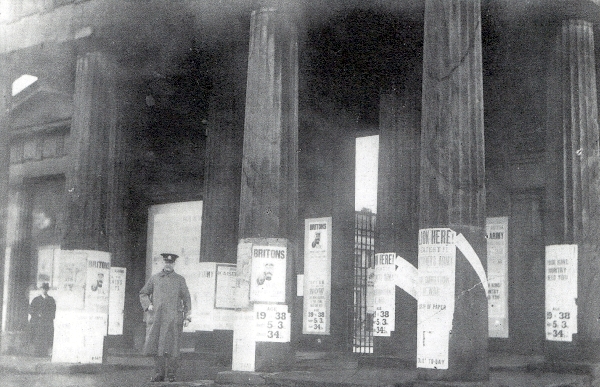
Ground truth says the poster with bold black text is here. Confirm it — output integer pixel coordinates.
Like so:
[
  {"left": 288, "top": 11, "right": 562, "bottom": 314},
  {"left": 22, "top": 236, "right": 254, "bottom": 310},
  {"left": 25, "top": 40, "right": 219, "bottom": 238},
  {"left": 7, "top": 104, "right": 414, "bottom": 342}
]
[{"left": 303, "top": 217, "right": 332, "bottom": 335}]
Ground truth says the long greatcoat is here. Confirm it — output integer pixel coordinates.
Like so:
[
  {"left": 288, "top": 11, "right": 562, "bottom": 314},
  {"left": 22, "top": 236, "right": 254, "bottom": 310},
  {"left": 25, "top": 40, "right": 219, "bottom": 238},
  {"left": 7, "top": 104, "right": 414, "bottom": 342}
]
[
  {"left": 139, "top": 269, "right": 191, "bottom": 357},
  {"left": 28, "top": 294, "right": 56, "bottom": 355}
]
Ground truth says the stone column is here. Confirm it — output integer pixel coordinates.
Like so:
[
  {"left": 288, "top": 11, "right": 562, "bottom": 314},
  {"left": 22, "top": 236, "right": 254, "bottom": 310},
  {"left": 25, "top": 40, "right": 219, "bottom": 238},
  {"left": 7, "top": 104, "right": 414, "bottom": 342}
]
[
  {"left": 0, "top": 56, "right": 11, "bottom": 335},
  {"left": 546, "top": 18, "right": 600, "bottom": 359},
  {"left": 200, "top": 43, "right": 246, "bottom": 264},
  {"left": 239, "top": 7, "right": 298, "bottom": 241},
  {"left": 62, "top": 51, "right": 116, "bottom": 252},
  {"left": 375, "top": 87, "right": 420, "bottom": 361},
  {"left": 238, "top": 6, "right": 298, "bottom": 371},
  {"left": 419, "top": 0, "right": 487, "bottom": 380}
]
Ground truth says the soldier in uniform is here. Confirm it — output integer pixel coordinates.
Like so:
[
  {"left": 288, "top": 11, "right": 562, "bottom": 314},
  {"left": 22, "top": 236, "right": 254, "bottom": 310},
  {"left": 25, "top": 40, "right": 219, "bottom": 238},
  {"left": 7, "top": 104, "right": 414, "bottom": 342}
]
[{"left": 140, "top": 253, "right": 191, "bottom": 382}]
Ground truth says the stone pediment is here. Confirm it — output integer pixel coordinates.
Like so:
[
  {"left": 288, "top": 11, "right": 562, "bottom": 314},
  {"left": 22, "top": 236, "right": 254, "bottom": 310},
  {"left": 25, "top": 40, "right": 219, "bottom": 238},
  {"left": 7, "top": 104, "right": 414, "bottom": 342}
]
[{"left": 10, "top": 86, "right": 72, "bottom": 129}]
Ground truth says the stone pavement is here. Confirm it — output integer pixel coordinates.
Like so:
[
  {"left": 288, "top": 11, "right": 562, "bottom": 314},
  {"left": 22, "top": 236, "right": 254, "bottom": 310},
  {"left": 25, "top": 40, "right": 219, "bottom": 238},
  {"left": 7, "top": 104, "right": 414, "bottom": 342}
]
[{"left": 0, "top": 349, "right": 598, "bottom": 387}]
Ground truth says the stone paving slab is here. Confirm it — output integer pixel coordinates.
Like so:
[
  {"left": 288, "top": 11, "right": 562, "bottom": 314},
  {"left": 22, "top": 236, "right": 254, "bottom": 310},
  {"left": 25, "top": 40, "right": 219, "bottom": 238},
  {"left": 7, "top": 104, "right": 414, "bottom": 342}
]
[{"left": 0, "top": 352, "right": 598, "bottom": 387}]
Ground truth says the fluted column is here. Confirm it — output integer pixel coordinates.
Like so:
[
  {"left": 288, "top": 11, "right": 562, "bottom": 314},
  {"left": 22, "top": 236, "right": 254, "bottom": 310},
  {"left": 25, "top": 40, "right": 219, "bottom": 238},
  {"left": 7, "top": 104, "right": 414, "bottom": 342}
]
[
  {"left": 239, "top": 7, "right": 298, "bottom": 241},
  {"left": 0, "top": 56, "right": 11, "bottom": 333},
  {"left": 375, "top": 87, "right": 420, "bottom": 360},
  {"left": 238, "top": 6, "right": 298, "bottom": 371},
  {"left": 419, "top": 0, "right": 487, "bottom": 380},
  {"left": 546, "top": 19, "right": 600, "bottom": 358},
  {"left": 62, "top": 51, "right": 116, "bottom": 251},
  {"left": 200, "top": 44, "right": 246, "bottom": 264}
]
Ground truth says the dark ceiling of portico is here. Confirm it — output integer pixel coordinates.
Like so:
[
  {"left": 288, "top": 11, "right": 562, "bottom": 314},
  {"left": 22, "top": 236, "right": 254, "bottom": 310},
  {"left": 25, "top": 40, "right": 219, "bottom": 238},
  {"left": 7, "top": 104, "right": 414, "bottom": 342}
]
[
  {"left": 136, "top": 0, "right": 557, "bottom": 172},
  {"left": 301, "top": 9, "right": 423, "bottom": 125},
  {"left": 11, "top": 0, "right": 594, "bottom": 193}
]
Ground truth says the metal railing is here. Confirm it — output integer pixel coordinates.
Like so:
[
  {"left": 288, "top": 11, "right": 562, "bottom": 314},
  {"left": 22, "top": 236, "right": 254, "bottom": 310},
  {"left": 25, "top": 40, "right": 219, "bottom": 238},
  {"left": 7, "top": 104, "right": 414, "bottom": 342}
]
[{"left": 352, "top": 210, "right": 376, "bottom": 353}]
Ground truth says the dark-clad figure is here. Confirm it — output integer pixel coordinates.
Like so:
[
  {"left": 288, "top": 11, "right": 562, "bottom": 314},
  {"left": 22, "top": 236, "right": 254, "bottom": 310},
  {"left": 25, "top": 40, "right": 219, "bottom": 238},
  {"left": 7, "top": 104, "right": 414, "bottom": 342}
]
[
  {"left": 28, "top": 282, "right": 56, "bottom": 357},
  {"left": 140, "top": 253, "right": 191, "bottom": 383}
]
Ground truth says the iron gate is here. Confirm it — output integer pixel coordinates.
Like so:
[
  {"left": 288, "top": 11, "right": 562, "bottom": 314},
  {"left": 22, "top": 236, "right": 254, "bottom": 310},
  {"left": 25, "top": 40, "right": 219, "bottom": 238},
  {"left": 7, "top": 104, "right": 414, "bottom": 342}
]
[{"left": 352, "top": 210, "right": 376, "bottom": 353}]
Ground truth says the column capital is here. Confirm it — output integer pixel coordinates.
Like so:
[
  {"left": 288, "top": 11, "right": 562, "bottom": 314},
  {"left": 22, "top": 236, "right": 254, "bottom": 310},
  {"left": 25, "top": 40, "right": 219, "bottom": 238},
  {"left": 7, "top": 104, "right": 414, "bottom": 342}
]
[
  {"left": 251, "top": 0, "right": 301, "bottom": 19},
  {"left": 548, "top": 0, "right": 600, "bottom": 24}
]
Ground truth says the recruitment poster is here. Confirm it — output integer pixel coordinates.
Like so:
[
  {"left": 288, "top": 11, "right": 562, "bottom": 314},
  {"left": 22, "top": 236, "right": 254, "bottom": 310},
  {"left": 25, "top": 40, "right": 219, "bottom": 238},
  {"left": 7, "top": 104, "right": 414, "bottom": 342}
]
[
  {"left": 195, "top": 262, "right": 216, "bottom": 331},
  {"left": 37, "top": 245, "right": 58, "bottom": 288},
  {"left": 85, "top": 251, "right": 111, "bottom": 314},
  {"left": 416, "top": 228, "right": 456, "bottom": 370},
  {"left": 108, "top": 267, "right": 126, "bottom": 335},
  {"left": 373, "top": 253, "right": 396, "bottom": 336},
  {"left": 303, "top": 217, "right": 332, "bottom": 335},
  {"left": 146, "top": 201, "right": 203, "bottom": 333},
  {"left": 254, "top": 303, "right": 291, "bottom": 342},
  {"left": 215, "top": 264, "right": 237, "bottom": 309},
  {"left": 545, "top": 245, "right": 578, "bottom": 342},
  {"left": 486, "top": 217, "right": 509, "bottom": 338},
  {"left": 249, "top": 244, "right": 287, "bottom": 303},
  {"left": 53, "top": 311, "right": 107, "bottom": 363},
  {"left": 214, "top": 263, "right": 237, "bottom": 330},
  {"left": 235, "top": 240, "right": 253, "bottom": 308},
  {"left": 366, "top": 262, "right": 375, "bottom": 314},
  {"left": 232, "top": 310, "right": 256, "bottom": 371},
  {"left": 55, "top": 250, "right": 87, "bottom": 310}
]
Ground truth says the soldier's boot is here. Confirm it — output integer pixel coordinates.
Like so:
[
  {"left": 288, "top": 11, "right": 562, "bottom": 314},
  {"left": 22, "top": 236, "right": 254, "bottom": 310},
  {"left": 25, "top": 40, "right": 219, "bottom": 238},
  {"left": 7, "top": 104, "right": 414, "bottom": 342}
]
[
  {"left": 151, "top": 356, "right": 165, "bottom": 382},
  {"left": 166, "top": 355, "right": 178, "bottom": 382}
]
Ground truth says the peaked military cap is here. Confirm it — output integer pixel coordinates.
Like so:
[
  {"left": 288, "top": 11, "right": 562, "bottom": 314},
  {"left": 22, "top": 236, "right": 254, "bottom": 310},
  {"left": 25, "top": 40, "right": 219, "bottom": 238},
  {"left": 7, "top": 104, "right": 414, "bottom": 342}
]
[{"left": 160, "top": 253, "right": 179, "bottom": 263}]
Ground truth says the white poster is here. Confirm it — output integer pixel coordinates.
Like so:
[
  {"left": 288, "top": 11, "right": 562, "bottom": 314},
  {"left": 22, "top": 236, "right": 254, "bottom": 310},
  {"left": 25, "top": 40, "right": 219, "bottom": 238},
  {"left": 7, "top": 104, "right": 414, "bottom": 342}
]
[
  {"left": 366, "top": 265, "right": 375, "bottom": 314},
  {"left": 232, "top": 310, "right": 256, "bottom": 372},
  {"left": 108, "top": 267, "right": 126, "bottom": 335},
  {"left": 416, "top": 228, "right": 456, "bottom": 370},
  {"left": 373, "top": 253, "right": 396, "bottom": 336},
  {"left": 37, "top": 246, "right": 58, "bottom": 288},
  {"left": 51, "top": 250, "right": 111, "bottom": 363},
  {"left": 545, "top": 244, "right": 578, "bottom": 342},
  {"left": 249, "top": 245, "right": 287, "bottom": 303},
  {"left": 146, "top": 201, "right": 203, "bottom": 333},
  {"left": 55, "top": 250, "right": 87, "bottom": 310},
  {"left": 303, "top": 217, "right": 332, "bottom": 335},
  {"left": 235, "top": 240, "right": 253, "bottom": 308},
  {"left": 486, "top": 217, "right": 509, "bottom": 338},
  {"left": 194, "top": 262, "right": 216, "bottom": 331},
  {"left": 52, "top": 311, "right": 107, "bottom": 364},
  {"left": 215, "top": 264, "right": 237, "bottom": 309},
  {"left": 85, "top": 251, "right": 111, "bottom": 315},
  {"left": 395, "top": 255, "right": 418, "bottom": 299},
  {"left": 254, "top": 303, "right": 291, "bottom": 342}
]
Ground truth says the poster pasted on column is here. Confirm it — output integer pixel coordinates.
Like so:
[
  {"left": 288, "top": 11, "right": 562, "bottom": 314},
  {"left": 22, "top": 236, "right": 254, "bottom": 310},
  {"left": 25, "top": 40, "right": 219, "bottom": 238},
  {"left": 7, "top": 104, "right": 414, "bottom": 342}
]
[
  {"left": 373, "top": 253, "right": 396, "bottom": 336},
  {"left": 545, "top": 244, "right": 577, "bottom": 342},
  {"left": 108, "top": 267, "right": 126, "bottom": 335},
  {"left": 232, "top": 310, "right": 255, "bottom": 371},
  {"left": 255, "top": 303, "right": 291, "bottom": 342},
  {"left": 250, "top": 244, "right": 287, "bottom": 303},
  {"left": 195, "top": 262, "right": 216, "bottom": 331},
  {"left": 146, "top": 201, "right": 204, "bottom": 333},
  {"left": 214, "top": 263, "right": 237, "bottom": 330},
  {"left": 54, "top": 249, "right": 87, "bottom": 310},
  {"left": 303, "top": 217, "right": 332, "bottom": 335},
  {"left": 85, "top": 253, "right": 111, "bottom": 314},
  {"left": 416, "top": 228, "right": 456, "bottom": 370},
  {"left": 37, "top": 246, "right": 59, "bottom": 289},
  {"left": 190, "top": 262, "right": 236, "bottom": 332},
  {"left": 53, "top": 250, "right": 110, "bottom": 363},
  {"left": 233, "top": 238, "right": 289, "bottom": 372},
  {"left": 216, "top": 263, "right": 237, "bottom": 309},
  {"left": 486, "top": 217, "right": 509, "bottom": 338}
]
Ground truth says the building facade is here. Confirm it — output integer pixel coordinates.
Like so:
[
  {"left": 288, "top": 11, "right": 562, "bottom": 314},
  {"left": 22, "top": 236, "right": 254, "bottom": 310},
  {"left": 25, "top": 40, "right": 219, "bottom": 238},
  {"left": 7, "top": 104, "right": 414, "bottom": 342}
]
[{"left": 0, "top": 0, "right": 599, "bottom": 380}]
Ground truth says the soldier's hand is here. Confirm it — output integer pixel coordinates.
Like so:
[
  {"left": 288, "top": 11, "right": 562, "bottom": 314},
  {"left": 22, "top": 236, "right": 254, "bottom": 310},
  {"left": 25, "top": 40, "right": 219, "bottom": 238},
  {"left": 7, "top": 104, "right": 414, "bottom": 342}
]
[
  {"left": 183, "top": 319, "right": 189, "bottom": 327},
  {"left": 147, "top": 304, "right": 154, "bottom": 311}
]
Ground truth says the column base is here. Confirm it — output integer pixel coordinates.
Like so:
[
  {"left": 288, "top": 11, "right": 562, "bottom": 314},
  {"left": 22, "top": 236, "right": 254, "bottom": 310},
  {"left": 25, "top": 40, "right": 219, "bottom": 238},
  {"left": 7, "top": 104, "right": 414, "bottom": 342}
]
[{"left": 255, "top": 341, "right": 294, "bottom": 372}]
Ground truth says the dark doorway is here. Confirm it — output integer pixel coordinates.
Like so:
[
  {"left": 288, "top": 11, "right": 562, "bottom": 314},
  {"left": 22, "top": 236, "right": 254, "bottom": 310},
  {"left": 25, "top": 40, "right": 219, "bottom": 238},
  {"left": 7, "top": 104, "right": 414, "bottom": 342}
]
[{"left": 5, "top": 175, "right": 64, "bottom": 332}]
